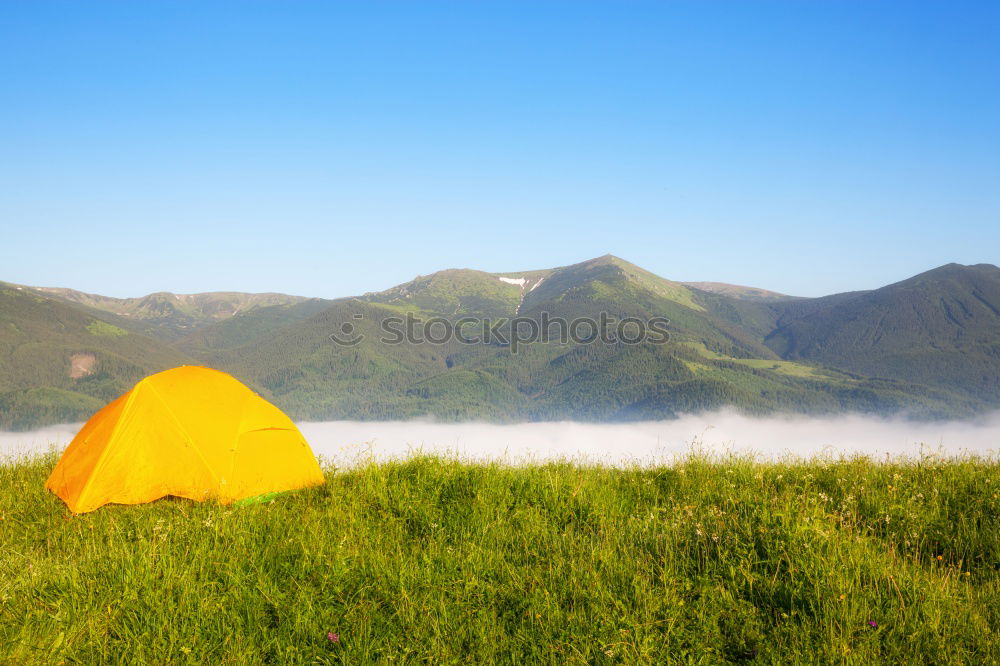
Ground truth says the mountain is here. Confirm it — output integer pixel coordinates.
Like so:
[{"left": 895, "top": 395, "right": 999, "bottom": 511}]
[
  {"left": 173, "top": 298, "right": 334, "bottom": 357},
  {"left": 206, "top": 256, "right": 985, "bottom": 423},
  {"left": 764, "top": 263, "right": 1000, "bottom": 401},
  {"left": 0, "top": 283, "right": 194, "bottom": 429},
  {"left": 3, "top": 258, "right": 998, "bottom": 429},
  {"left": 25, "top": 287, "right": 313, "bottom": 341},
  {"left": 211, "top": 256, "right": 774, "bottom": 421}
]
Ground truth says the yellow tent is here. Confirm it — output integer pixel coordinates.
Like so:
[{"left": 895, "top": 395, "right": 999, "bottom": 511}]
[{"left": 46, "top": 366, "right": 325, "bottom": 513}]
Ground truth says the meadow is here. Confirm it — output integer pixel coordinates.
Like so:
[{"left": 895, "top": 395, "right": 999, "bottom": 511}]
[{"left": 2, "top": 452, "right": 999, "bottom": 664}]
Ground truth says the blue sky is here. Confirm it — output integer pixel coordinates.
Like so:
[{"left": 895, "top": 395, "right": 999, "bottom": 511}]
[{"left": 2, "top": 1, "right": 998, "bottom": 298}]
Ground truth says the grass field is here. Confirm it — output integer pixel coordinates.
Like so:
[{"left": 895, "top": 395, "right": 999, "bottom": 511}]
[{"left": 2, "top": 452, "right": 999, "bottom": 664}]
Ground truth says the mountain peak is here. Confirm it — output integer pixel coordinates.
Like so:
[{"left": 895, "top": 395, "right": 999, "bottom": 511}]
[
  {"left": 891, "top": 262, "right": 1000, "bottom": 289},
  {"left": 581, "top": 253, "right": 629, "bottom": 268}
]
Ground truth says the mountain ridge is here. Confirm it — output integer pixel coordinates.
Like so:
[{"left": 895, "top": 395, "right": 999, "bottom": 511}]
[
  {"left": 3, "top": 258, "right": 998, "bottom": 429},
  {"left": 23, "top": 286, "right": 314, "bottom": 341},
  {"left": 683, "top": 282, "right": 801, "bottom": 302}
]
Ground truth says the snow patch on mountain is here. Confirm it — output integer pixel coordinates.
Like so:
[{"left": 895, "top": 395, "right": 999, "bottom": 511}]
[{"left": 498, "top": 277, "right": 527, "bottom": 287}]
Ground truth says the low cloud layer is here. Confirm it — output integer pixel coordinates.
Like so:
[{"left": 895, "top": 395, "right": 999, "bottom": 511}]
[
  {"left": 0, "top": 423, "right": 80, "bottom": 460},
  {"left": 6, "top": 411, "right": 999, "bottom": 467}
]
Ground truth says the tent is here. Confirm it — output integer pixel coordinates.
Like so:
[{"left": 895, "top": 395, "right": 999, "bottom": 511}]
[{"left": 46, "top": 366, "right": 325, "bottom": 513}]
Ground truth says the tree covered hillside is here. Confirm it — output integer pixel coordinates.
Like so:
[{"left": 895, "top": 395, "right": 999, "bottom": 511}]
[
  {"left": 208, "top": 257, "right": 987, "bottom": 423},
  {"left": 3, "top": 258, "right": 998, "bottom": 429},
  {"left": 0, "top": 284, "right": 194, "bottom": 429},
  {"left": 765, "top": 264, "right": 1000, "bottom": 402}
]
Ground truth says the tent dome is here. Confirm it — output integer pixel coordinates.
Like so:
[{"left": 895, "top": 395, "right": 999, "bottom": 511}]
[{"left": 46, "top": 366, "right": 324, "bottom": 513}]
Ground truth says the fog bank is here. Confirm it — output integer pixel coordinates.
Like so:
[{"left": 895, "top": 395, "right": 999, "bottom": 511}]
[
  {"left": 296, "top": 412, "right": 1000, "bottom": 467},
  {"left": 5, "top": 411, "right": 999, "bottom": 466}
]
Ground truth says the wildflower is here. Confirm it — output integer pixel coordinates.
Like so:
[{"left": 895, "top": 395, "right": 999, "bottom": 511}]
[
  {"left": 838, "top": 594, "right": 846, "bottom": 601},
  {"left": 327, "top": 632, "right": 340, "bottom": 643},
  {"left": 868, "top": 621, "right": 878, "bottom": 628},
  {"left": 937, "top": 555, "right": 944, "bottom": 561},
  {"left": 180, "top": 646, "right": 192, "bottom": 655}
]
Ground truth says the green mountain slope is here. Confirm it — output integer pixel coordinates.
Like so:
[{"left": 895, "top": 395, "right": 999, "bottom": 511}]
[
  {"left": 173, "top": 298, "right": 334, "bottom": 357},
  {"left": 209, "top": 298, "right": 475, "bottom": 420},
  {"left": 27, "top": 287, "right": 312, "bottom": 341},
  {"left": 0, "top": 284, "right": 194, "bottom": 429},
  {"left": 3, "top": 258, "right": 998, "bottom": 428},
  {"left": 206, "top": 256, "right": 983, "bottom": 423},
  {"left": 364, "top": 268, "right": 531, "bottom": 317},
  {"left": 765, "top": 263, "right": 1000, "bottom": 401},
  {"left": 683, "top": 281, "right": 801, "bottom": 303}
]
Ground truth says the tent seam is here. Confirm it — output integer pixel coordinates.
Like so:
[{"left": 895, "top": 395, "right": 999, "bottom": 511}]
[
  {"left": 75, "top": 380, "right": 144, "bottom": 511},
  {"left": 225, "top": 394, "right": 251, "bottom": 488}
]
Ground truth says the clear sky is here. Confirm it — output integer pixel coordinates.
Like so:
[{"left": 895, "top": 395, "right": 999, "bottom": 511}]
[{"left": 2, "top": 1, "right": 998, "bottom": 299}]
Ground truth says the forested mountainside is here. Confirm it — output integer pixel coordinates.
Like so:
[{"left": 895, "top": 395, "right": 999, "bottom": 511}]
[{"left": 2, "top": 257, "right": 998, "bottom": 429}]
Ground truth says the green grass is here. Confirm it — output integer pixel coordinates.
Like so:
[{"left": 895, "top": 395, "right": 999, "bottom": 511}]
[
  {"left": 85, "top": 321, "right": 128, "bottom": 338},
  {"left": 2, "top": 453, "right": 999, "bottom": 664},
  {"left": 683, "top": 342, "right": 825, "bottom": 379}
]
